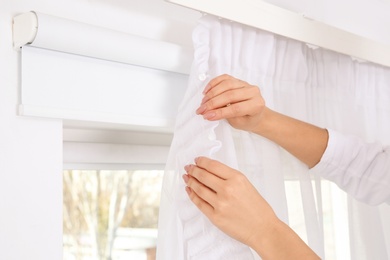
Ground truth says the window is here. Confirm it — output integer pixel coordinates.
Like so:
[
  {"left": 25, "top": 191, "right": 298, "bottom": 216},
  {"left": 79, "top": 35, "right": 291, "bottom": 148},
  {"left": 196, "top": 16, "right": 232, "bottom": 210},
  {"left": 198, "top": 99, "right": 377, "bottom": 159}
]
[
  {"left": 63, "top": 128, "right": 172, "bottom": 260},
  {"left": 285, "top": 179, "right": 350, "bottom": 259},
  {"left": 63, "top": 128, "right": 351, "bottom": 259},
  {"left": 63, "top": 169, "right": 163, "bottom": 260}
]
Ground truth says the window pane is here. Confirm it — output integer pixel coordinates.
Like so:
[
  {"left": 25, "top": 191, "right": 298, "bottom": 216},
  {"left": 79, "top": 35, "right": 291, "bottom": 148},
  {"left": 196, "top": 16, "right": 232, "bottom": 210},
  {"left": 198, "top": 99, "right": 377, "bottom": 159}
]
[
  {"left": 63, "top": 170, "right": 163, "bottom": 260},
  {"left": 285, "top": 179, "right": 350, "bottom": 260}
]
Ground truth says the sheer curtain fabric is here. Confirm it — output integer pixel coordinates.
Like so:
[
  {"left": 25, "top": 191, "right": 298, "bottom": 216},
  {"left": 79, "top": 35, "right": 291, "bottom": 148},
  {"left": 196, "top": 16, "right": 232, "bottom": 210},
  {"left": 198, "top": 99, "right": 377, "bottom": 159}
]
[{"left": 157, "top": 15, "right": 390, "bottom": 260}]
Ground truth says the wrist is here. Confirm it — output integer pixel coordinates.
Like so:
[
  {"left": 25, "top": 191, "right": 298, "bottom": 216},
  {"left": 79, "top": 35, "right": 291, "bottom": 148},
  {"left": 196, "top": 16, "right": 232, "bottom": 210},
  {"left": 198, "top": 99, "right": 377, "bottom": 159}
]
[
  {"left": 251, "top": 107, "right": 277, "bottom": 137},
  {"left": 248, "top": 215, "right": 283, "bottom": 257},
  {"left": 250, "top": 217, "right": 320, "bottom": 260}
]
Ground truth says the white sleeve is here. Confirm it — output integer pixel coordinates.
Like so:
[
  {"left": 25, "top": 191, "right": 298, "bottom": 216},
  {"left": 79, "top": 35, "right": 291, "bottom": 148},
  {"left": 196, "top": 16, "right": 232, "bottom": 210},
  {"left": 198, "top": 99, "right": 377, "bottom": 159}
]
[{"left": 310, "top": 129, "right": 390, "bottom": 205}]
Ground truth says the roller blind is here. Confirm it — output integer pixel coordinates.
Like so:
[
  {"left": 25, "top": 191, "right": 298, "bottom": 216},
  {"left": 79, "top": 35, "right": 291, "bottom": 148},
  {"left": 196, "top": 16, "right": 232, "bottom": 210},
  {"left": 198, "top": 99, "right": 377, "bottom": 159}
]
[{"left": 15, "top": 12, "right": 191, "bottom": 132}]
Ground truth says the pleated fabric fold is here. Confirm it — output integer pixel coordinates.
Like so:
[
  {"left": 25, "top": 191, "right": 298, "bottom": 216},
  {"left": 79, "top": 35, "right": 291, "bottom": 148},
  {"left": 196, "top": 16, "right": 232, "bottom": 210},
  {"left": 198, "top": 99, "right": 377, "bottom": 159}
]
[{"left": 157, "top": 14, "right": 293, "bottom": 259}]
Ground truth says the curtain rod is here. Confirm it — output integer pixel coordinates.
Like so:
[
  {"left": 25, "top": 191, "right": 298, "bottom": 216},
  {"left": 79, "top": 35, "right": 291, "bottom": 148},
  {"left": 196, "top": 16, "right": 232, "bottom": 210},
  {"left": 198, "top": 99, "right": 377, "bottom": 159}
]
[
  {"left": 166, "top": 0, "right": 390, "bottom": 68},
  {"left": 12, "top": 11, "right": 192, "bottom": 74}
]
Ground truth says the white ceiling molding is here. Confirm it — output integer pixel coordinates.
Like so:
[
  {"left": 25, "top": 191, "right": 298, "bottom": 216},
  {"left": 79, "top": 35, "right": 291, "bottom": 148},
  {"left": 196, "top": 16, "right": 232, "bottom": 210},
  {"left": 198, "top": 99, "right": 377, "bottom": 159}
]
[{"left": 167, "top": 0, "right": 390, "bottom": 68}]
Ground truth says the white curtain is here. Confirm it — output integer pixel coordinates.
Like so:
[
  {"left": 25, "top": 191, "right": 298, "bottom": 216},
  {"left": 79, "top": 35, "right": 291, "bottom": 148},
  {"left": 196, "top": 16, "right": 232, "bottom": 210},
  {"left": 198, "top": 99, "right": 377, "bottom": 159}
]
[{"left": 157, "top": 15, "right": 390, "bottom": 259}]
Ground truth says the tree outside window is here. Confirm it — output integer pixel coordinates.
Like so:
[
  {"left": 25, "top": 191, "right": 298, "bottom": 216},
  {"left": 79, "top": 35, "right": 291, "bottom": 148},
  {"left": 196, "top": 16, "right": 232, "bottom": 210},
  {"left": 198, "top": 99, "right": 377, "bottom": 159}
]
[{"left": 63, "top": 170, "right": 163, "bottom": 260}]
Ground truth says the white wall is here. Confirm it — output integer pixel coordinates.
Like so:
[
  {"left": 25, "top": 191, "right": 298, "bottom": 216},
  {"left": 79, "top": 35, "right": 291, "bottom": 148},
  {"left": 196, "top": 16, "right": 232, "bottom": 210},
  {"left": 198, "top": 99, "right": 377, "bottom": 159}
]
[
  {"left": 0, "top": 0, "right": 388, "bottom": 259},
  {"left": 0, "top": 4, "right": 62, "bottom": 260}
]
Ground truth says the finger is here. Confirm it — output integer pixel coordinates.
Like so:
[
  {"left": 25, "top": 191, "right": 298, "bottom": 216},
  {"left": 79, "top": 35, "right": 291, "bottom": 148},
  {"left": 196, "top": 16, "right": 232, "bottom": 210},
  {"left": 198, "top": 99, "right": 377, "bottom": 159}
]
[
  {"left": 202, "top": 97, "right": 263, "bottom": 121},
  {"left": 185, "top": 173, "right": 217, "bottom": 206},
  {"left": 201, "top": 78, "right": 246, "bottom": 105},
  {"left": 198, "top": 86, "right": 256, "bottom": 115},
  {"left": 195, "top": 157, "right": 237, "bottom": 180},
  {"left": 203, "top": 74, "right": 234, "bottom": 94},
  {"left": 187, "top": 164, "right": 223, "bottom": 193},
  {"left": 185, "top": 186, "right": 214, "bottom": 218}
]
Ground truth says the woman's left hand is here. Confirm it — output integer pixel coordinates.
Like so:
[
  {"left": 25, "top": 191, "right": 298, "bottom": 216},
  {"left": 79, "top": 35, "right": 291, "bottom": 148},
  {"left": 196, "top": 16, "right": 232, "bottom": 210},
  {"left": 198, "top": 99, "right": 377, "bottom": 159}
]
[{"left": 196, "top": 74, "right": 266, "bottom": 133}]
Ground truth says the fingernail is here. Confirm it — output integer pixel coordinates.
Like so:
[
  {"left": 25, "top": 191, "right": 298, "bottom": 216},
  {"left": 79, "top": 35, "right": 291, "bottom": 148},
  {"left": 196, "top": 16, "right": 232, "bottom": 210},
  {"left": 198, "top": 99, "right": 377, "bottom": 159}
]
[
  {"left": 202, "top": 84, "right": 211, "bottom": 94},
  {"left": 182, "top": 174, "right": 189, "bottom": 183},
  {"left": 184, "top": 165, "right": 191, "bottom": 172},
  {"left": 196, "top": 104, "right": 207, "bottom": 115},
  {"left": 203, "top": 111, "right": 216, "bottom": 120},
  {"left": 185, "top": 186, "right": 191, "bottom": 195}
]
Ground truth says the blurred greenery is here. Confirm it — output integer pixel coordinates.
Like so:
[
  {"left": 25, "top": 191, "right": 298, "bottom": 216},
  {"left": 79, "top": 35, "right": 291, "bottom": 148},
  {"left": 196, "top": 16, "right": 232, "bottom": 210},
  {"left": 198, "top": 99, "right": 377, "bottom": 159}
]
[{"left": 63, "top": 170, "right": 163, "bottom": 259}]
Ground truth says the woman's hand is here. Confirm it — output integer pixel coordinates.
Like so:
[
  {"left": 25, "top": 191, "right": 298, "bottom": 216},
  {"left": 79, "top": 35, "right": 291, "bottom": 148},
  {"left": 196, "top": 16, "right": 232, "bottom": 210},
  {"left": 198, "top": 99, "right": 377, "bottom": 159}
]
[
  {"left": 183, "top": 157, "right": 320, "bottom": 259},
  {"left": 196, "top": 74, "right": 266, "bottom": 133},
  {"left": 196, "top": 74, "right": 328, "bottom": 168},
  {"left": 183, "top": 157, "right": 277, "bottom": 250}
]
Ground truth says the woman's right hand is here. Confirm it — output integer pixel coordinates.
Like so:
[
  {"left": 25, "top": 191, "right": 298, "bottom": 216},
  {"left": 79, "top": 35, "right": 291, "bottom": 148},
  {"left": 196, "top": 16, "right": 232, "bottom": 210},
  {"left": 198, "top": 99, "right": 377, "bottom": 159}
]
[
  {"left": 196, "top": 74, "right": 267, "bottom": 133},
  {"left": 183, "top": 156, "right": 277, "bottom": 249},
  {"left": 183, "top": 157, "right": 320, "bottom": 260}
]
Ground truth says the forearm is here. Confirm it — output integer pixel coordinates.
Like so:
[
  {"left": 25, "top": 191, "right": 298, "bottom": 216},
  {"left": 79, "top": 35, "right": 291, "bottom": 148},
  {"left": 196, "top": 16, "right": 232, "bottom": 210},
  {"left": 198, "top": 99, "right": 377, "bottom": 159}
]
[
  {"left": 250, "top": 218, "right": 320, "bottom": 260},
  {"left": 253, "top": 108, "right": 328, "bottom": 168}
]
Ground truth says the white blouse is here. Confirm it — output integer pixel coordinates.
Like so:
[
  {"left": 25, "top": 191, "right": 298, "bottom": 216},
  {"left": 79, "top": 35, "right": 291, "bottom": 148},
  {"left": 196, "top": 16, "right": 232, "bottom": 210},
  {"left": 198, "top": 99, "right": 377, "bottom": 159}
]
[{"left": 311, "top": 129, "right": 390, "bottom": 205}]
